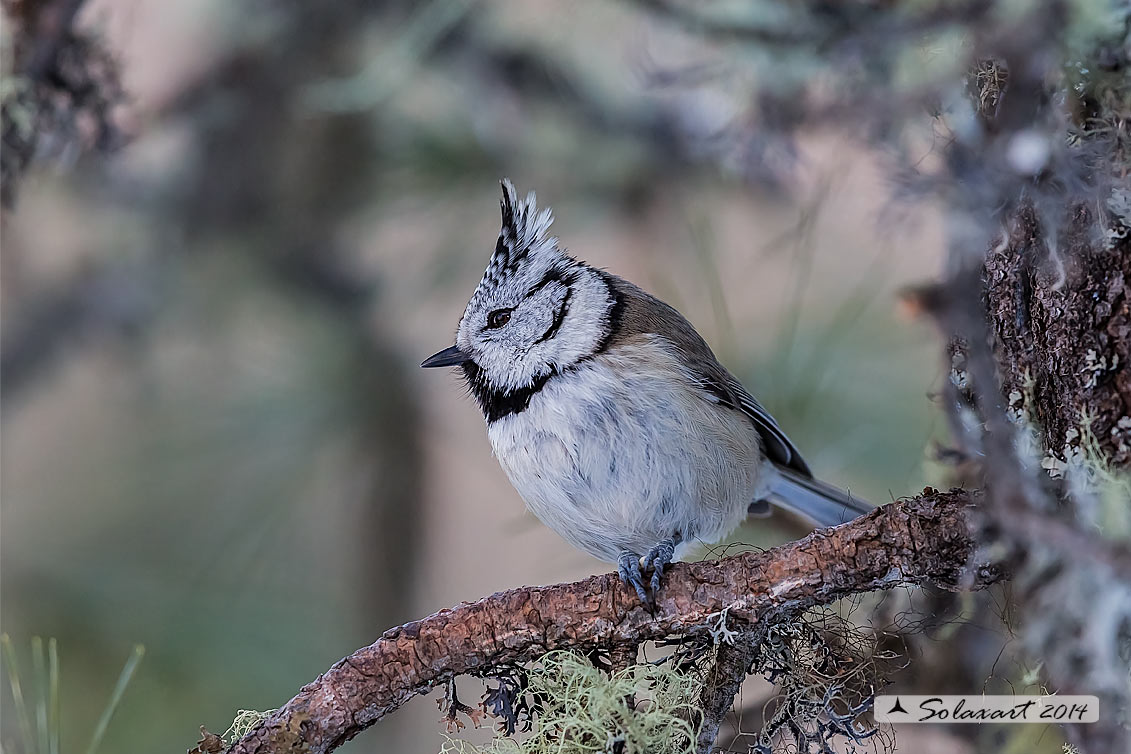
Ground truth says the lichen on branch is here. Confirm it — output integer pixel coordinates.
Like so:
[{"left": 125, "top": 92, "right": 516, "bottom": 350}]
[{"left": 217, "top": 489, "right": 999, "bottom": 754}]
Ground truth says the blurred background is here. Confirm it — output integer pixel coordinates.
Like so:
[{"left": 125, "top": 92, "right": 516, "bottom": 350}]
[{"left": 1, "top": 0, "right": 959, "bottom": 751}]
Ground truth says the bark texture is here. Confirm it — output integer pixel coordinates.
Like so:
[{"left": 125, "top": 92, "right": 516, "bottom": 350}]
[
  {"left": 222, "top": 489, "right": 999, "bottom": 754},
  {"left": 984, "top": 203, "right": 1131, "bottom": 466}
]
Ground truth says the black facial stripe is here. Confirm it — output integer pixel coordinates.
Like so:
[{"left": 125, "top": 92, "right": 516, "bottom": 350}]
[
  {"left": 478, "top": 269, "right": 572, "bottom": 334},
  {"left": 591, "top": 270, "right": 625, "bottom": 356},
  {"left": 523, "top": 267, "right": 569, "bottom": 301},
  {"left": 462, "top": 361, "right": 555, "bottom": 424},
  {"left": 460, "top": 268, "right": 618, "bottom": 425},
  {"left": 533, "top": 286, "right": 572, "bottom": 344}
]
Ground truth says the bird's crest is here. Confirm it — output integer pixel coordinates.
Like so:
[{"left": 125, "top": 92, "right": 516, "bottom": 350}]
[{"left": 484, "top": 179, "right": 558, "bottom": 285}]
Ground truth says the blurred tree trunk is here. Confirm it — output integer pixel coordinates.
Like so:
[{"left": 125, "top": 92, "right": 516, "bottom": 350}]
[
  {"left": 154, "top": 0, "right": 424, "bottom": 630},
  {"left": 984, "top": 204, "right": 1131, "bottom": 467}
]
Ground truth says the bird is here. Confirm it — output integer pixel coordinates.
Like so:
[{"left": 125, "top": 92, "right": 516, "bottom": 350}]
[{"left": 422, "top": 180, "right": 873, "bottom": 604}]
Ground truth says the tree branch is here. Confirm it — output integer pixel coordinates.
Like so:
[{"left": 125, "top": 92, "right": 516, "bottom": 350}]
[{"left": 219, "top": 488, "right": 1001, "bottom": 754}]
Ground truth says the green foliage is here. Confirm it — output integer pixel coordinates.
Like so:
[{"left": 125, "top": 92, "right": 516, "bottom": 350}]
[
  {"left": 1, "top": 634, "right": 143, "bottom": 754},
  {"left": 439, "top": 651, "right": 701, "bottom": 754}
]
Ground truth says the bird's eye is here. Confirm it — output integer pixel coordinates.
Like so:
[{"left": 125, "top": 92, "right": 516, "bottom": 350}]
[{"left": 487, "top": 308, "right": 512, "bottom": 329}]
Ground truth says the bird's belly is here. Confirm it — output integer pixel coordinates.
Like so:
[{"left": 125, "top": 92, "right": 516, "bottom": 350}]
[{"left": 486, "top": 356, "right": 760, "bottom": 564}]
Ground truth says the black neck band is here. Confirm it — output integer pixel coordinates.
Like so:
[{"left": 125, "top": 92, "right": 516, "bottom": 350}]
[{"left": 462, "top": 362, "right": 556, "bottom": 424}]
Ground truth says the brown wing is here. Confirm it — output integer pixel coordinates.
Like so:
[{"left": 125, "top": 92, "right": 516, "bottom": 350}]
[{"left": 601, "top": 273, "right": 813, "bottom": 477}]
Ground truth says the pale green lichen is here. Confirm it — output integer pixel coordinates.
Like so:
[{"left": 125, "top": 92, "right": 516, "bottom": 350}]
[
  {"left": 439, "top": 650, "right": 701, "bottom": 754},
  {"left": 1005, "top": 372, "right": 1131, "bottom": 538},
  {"left": 223, "top": 708, "right": 277, "bottom": 745},
  {"left": 1066, "top": 412, "right": 1131, "bottom": 539}
]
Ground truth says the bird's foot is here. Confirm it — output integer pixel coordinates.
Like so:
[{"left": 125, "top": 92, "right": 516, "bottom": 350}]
[
  {"left": 618, "top": 536, "right": 679, "bottom": 607},
  {"left": 618, "top": 550, "right": 649, "bottom": 605},
  {"left": 643, "top": 537, "right": 677, "bottom": 594}
]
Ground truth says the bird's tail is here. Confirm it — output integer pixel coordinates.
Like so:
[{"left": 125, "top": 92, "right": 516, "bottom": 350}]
[{"left": 759, "top": 467, "right": 873, "bottom": 527}]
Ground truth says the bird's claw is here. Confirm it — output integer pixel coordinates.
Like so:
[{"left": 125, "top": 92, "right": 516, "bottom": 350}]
[
  {"left": 618, "top": 537, "right": 677, "bottom": 607},
  {"left": 618, "top": 550, "right": 650, "bottom": 605},
  {"left": 643, "top": 538, "right": 676, "bottom": 594}
]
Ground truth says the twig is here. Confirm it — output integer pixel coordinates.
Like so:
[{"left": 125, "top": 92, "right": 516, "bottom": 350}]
[{"left": 693, "top": 637, "right": 758, "bottom": 754}]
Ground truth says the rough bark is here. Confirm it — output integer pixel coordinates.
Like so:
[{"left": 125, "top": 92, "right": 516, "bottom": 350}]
[
  {"left": 984, "top": 203, "right": 1131, "bottom": 467},
  {"left": 220, "top": 489, "right": 999, "bottom": 754}
]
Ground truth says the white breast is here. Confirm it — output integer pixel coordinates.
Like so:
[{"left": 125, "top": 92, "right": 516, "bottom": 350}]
[{"left": 486, "top": 336, "right": 763, "bottom": 564}]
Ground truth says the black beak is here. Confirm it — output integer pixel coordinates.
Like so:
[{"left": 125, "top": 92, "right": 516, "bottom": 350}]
[{"left": 421, "top": 345, "right": 472, "bottom": 368}]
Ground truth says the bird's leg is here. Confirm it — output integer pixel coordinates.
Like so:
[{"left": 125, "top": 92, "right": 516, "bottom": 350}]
[
  {"left": 642, "top": 536, "right": 679, "bottom": 594},
  {"left": 618, "top": 550, "right": 649, "bottom": 604}
]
